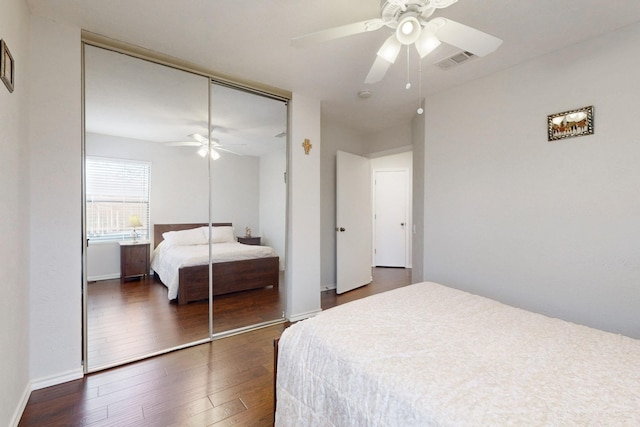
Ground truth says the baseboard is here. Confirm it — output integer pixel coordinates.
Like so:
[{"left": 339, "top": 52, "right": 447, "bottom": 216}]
[
  {"left": 87, "top": 273, "right": 120, "bottom": 282},
  {"left": 287, "top": 308, "right": 322, "bottom": 323},
  {"left": 31, "top": 367, "right": 84, "bottom": 391},
  {"left": 9, "top": 382, "right": 31, "bottom": 427}
]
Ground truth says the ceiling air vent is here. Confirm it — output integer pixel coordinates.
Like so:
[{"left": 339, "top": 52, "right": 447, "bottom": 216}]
[{"left": 435, "top": 51, "right": 475, "bottom": 70}]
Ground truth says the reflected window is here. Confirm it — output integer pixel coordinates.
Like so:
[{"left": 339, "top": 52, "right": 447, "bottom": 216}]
[{"left": 86, "top": 156, "right": 150, "bottom": 241}]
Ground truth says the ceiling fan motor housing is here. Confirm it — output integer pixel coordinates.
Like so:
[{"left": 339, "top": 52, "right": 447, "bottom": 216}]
[{"left": 380, "top": 0, "right": 436, "bottom": 30}]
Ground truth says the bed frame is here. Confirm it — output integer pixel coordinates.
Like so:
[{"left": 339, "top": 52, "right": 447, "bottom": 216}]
[{"left": 153, "top": 223, "right": 279, "bottom": 304}]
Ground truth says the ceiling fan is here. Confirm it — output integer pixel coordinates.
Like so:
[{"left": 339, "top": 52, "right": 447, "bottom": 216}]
[
  {"left": 292, "top": 0, "right": 503, "bottom": 84},
  {"left": 165, "top": 133, "right": 244, "bottom": 159}
]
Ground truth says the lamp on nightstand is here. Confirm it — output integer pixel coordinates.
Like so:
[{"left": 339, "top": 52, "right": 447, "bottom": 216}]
[{"left": 129, "top": 215, "right": 143, "bottom": 243}]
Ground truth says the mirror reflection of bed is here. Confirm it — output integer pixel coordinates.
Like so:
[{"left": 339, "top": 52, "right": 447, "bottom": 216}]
[{"left": 151, "top": 223, "right": 280, "bottom": 304}]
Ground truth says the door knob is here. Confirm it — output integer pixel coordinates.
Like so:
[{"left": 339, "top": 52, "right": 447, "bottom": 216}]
[
  {"left": 400, "top": 223, "right": 405, "bottom": 226},
  {"left": 335, "top": 227, "right": 345, "bottom": 232}
]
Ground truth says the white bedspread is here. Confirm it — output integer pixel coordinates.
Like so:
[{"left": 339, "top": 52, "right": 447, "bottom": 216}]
[
  {"left": 150, "top": 241, "right": 277, "bottom": 300},
  {"left": 275, "top": 282, "right": 640, "bottom": 426}
]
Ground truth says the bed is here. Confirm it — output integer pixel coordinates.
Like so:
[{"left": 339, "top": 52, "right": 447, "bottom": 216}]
[
  {"left": 151, "top": 223, "right": 279, "bottom": 304},
  {"left": 275, "top": 281, "right": 640, "bottom": 426}
]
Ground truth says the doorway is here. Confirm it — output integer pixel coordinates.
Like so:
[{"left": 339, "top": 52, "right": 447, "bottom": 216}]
[
  {"left": 336, "top": 150, "right": 373, "bottom": 294},
  {"left": 335, "top": 150, "right": 412, "bottom": 294},
  {"left": 374, "top": 169, "right": 409, "bottom": 267},
  {"left": 371, "top": 151, "right": 412, "bottom": 270}
]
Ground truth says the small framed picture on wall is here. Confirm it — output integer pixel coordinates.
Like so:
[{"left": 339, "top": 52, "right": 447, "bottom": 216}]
[
  {"left": 1, "top": 39, "right": 15, "bottom": 93},
  {"left": 547, "top": 105, "right": 593, "bottom": 141}
]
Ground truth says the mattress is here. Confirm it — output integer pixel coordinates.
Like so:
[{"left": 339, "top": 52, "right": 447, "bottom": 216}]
[
  {"left": 275, "top": 282, "right": 640, "bottom": 426},
  {"left": 150, "top": 241, "right": 278, "bottom": 299}
]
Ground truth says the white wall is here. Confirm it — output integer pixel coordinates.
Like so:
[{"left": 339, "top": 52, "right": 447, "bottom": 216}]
[
  {"left": 260, "top": 150, "right": 287, "bottom": 267},
  {"left": 86, "top": 132, "right": 261, "bottom": 279},
  {"left": 411, "top": 113, "right": 425, "bottom": 283},
  {"left": 29, "top": 16, "right": 83, "bottom": 387},
  {"left": 423, "top": 22, "right": 640, "bottom": 338},
  {"left": 210, "top": 151, "right": 260, "bottom": 233},
  {"left": 366, "top": 119, "right": 413, "bottom": 153},
  {"left": 1, "top": 1, "right": 32, "bottom": 425}
]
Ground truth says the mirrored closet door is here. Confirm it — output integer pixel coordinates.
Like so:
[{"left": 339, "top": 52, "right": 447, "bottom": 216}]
[
  {"left": 83, "top": 44, "right": 289, "bottom": 372},
  {"left": 83, "top": 45, "right": 212, "bottom": 371},
  {"left": 209, "top": 83, "right": 287, "bottom": 335}
]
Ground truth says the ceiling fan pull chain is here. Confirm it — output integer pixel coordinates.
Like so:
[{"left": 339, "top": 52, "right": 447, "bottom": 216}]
[
  {"left": 417, "top": 58, "right": 424, "bottom": 115},
  {"left": 405, "top": 45, "right": 411, "bottom": 90}
]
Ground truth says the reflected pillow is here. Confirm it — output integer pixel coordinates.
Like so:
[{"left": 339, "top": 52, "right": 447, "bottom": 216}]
[
  {"left": 201, "top": 226, "right": 235, "bottom": 244},
  {"left": 162, "top": 227, "right": 208, "bottom": 247}
]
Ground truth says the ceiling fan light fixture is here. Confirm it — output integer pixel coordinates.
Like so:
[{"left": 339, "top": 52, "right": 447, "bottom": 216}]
[
  {"left": 197, "top": 145, "right": 221, "bottom": 160},
  {"left": 416, "top": 29, "right": 441, "bottom": 58},
  {"left": 377, "top": 35, "right": 402, "bottom": 63},
  {"left": 396, "top": 14, "right": 422, "bottom": 45},
  {"left": 401, "top": 20, "right": 415, "bottom": 35}
]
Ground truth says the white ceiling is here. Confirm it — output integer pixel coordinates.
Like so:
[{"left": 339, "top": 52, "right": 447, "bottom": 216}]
[{"left": 28, "top": 0, "right": 640, "bottom": 134}]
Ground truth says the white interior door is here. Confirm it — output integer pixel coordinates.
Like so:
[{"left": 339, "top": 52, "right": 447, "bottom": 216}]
[
  {"left": 374, "top": 170, "right": 407, "bottom": 267},
  {"left": 336, "top": 151, "right": 372, "bottom": 294}
]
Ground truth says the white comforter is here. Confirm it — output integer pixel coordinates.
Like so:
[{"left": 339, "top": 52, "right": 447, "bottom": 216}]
[
  {"left": 150, "top": 241, "right": 277, "bottom": 300},
  {"left": 275, "top": 282, "right": 640, "bottom": 426}
]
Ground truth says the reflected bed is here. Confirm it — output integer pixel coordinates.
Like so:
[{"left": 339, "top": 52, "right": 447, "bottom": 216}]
[{"left": 151, "top": 223, "right": 279, "bottom": 304}]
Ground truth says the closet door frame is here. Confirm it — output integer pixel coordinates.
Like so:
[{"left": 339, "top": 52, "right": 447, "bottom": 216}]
[{"left": 81, "top": 34, "right": 290, "bottom": 374}]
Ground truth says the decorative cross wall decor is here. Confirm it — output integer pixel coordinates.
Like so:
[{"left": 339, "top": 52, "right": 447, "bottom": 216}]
[{"left": 302, "top": 139, "right": 312, "bottom": 155}]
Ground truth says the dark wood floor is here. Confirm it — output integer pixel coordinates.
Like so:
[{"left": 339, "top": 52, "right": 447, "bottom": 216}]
[
  {"left": 87, "top": 274, "right": 285, "bottom": 369},
  {"left": 20, "top": 268, "right": 412, "bottom": 427}
]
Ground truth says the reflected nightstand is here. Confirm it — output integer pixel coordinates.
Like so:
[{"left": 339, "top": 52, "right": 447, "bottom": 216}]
[
  {"left": 237, "top": 236, "right": 261, "bottom": 245},
  {"left": 119, "top": 241, "right": 150, "bottom": 280}
]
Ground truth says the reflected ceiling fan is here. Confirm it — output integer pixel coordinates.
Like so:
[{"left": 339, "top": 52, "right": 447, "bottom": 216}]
[
  {"left": 292, "top": 0, "right": 503, "bottom": 84},
  {"left": 165, "top": 133, "right": 244, "bottom": 159}
]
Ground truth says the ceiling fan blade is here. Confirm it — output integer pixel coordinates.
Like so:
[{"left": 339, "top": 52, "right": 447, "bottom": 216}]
[
  {"left": 430, "top": 0, "right": 459, "bottom": 9},
  {"left": 190, "top": 133, "right": 208, "bottom": 143},
  {"left": 291, "top": 19, "right": 383, "bottom": 47},
  {"left": 215, "top": 146, "right": 243, "bottom": 156},
  {"left": 165, "top": 141, "right": 201, "bottom": 147},
  {"left": 214, "top": 142, "right": 246, "bottom": 147},
  {"left": 211, "top": 125, "right": 236, "bottom": 135},
  {"left": 364, "top": 55, "right": 394, "bottom": 84},
  {"left": 416, "top": 29, "right": 442, "bottom": 58},
  {"left": 387, "top": 0, "right": 408, "bottom": 11},
  {"left": 430, "top": 17, "right": 502, "bottom": 57}
]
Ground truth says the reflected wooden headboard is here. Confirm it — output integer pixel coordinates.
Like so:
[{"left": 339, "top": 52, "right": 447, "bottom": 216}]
[{"left": 153, "top": 223, "right": 233, "bottom": 248}]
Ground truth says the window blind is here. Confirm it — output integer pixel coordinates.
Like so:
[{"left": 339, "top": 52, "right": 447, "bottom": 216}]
[{"left": 86, "top": 157, "right": 151, "bottom": 242}]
